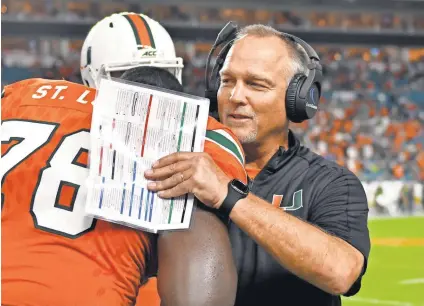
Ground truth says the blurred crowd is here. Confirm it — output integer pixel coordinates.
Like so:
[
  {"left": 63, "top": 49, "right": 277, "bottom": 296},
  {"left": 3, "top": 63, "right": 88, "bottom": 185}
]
[
  {"left": 292, "top": 48, "right": 424, "bottom": 182},
  {"left": 2, "top": 2, "right": 424, "bottom": 183},
  {"left": 2, "top": 0, "right": 424, "bottom": 31}
]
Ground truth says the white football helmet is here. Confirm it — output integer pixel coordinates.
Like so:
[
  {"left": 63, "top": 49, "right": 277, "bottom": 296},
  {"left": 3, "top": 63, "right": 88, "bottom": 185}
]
[{"left": 80, "top": 12, "right": 184, "bottom": 88}]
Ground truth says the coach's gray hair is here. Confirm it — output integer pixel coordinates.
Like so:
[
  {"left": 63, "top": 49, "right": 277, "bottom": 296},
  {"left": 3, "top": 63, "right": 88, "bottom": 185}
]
[{"left": 235, "top": 24, "right": 309, "bottom": 85}]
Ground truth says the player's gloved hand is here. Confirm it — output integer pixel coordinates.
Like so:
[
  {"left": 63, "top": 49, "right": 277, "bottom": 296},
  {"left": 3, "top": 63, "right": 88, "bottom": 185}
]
[{"left": 144, "top": 152, "right": 230, "bottom": 209}]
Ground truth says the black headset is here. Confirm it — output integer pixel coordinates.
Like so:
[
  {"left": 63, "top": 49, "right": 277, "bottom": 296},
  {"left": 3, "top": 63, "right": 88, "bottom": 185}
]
[{"left": 205, "top": 21, "right": 323, "bottom": 123}]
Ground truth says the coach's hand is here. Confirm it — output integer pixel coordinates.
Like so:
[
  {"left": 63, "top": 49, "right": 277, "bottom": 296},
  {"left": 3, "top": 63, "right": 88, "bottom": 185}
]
[{"left": 144, "top": 152, "right": 230, "bottom": 209}]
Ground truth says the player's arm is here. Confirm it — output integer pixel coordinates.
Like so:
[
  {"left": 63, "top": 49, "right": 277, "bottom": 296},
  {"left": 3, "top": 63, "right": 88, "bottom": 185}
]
[
  {"left": 155, "top": 132, "right": 244, "bottom": 306},
  {"left": 157, "top": 205, "right": 237, "bottom": 306},
  {"left": 228, "top": 169, "right": 370, "bottom": 296}
]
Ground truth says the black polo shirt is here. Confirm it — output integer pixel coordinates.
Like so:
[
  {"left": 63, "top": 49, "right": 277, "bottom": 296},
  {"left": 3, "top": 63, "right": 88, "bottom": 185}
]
[{"left": 229, "top": 130, "right": 371, "bottom": 306}]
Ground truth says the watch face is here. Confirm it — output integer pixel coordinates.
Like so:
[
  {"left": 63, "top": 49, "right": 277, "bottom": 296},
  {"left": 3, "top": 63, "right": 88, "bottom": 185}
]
[{"left": 232, "top": 179, "right": 249, "bottom": 195}]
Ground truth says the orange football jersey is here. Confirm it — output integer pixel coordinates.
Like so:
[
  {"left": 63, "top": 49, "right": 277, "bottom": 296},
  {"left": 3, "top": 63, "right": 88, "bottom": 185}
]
[
  {"left": 1, "top": 78, "right": 246, "bottom": 306},
  {"left": 1, "top": 78, "right": 157, "bottom": 306}
]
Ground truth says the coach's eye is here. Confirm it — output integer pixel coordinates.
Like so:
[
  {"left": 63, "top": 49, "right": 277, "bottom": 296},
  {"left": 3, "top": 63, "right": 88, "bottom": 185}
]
[
  {"left": 221, "top": 79, "right": 233, "bottom": 86},
  {"left": 247, "top": 81, "right": 264, "bottom": 89}
]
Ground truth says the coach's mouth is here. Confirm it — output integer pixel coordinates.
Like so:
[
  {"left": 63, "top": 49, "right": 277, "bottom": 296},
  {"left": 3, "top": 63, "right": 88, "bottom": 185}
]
[{"left": 228, "top": 113, "right": 253, "bottom": 122}]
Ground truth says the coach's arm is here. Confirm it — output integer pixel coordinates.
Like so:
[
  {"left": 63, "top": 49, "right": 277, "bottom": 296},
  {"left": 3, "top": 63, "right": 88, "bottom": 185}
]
[
  {"left": 145, "top": 153, "right": 371, "bottom": 296},
  {"left": 228, "top": 171, "right": 370, "bottom": 296}
]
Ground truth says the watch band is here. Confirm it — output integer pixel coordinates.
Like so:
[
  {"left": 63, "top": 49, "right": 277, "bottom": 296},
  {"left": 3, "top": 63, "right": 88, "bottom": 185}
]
[{"left": 218, "top": 179, "right": 249, "bottom": 217}]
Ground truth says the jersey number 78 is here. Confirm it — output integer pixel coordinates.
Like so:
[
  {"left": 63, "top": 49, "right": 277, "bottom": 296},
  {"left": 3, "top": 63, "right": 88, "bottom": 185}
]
[{"left": 1, "top": 119, "right": 96, "bottom": 238}]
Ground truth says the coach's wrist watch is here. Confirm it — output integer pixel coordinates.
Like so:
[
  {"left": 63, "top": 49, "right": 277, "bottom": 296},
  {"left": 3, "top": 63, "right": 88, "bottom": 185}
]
[{"left": 218, "top": 179, "right": 250, "bottom": 217}]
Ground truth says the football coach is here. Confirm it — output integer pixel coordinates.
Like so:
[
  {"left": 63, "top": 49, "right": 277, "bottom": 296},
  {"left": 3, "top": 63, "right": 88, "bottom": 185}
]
[{"left": 145, "top": 23, "right": 371, "bottom": 306}]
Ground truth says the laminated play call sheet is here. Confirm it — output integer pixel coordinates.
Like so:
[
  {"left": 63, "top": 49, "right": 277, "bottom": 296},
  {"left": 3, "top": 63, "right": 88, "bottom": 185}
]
[{"left": 85, "top": 77, "right": 209, "bottom": 233}]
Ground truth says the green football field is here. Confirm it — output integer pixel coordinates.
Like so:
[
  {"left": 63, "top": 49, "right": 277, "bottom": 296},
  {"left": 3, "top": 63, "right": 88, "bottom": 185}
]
[{"left": 342, "top": 216, "right": 424, "bottom": 306}]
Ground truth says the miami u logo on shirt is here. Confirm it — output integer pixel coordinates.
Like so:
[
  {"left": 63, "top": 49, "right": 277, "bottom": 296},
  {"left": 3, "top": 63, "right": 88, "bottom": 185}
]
[{"left": 272, "top": 190, "right": 303, "bottom": 211}]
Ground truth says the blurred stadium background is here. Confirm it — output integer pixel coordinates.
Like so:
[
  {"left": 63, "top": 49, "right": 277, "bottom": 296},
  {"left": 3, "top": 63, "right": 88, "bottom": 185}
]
[{"left": 1, "top": 0, "right": 423, "bottom": 305}]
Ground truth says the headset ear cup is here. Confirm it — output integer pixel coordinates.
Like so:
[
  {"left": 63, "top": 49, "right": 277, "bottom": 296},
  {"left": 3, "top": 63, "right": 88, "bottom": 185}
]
[
  {"left": 207, "top": 69, "right": 220, "bottom": 113},
  {"left": 285, "top": 74, "right": 306, "bottom": 123},
  {"left": 207, "top": 40, "right": 234, "bottom": 116},
  {"left": 206, "top": 59, "right": 221, "bottom": 112}
]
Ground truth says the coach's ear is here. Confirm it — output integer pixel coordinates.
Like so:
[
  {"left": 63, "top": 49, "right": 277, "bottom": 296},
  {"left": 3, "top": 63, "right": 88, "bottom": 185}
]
[{"left": 157, "top": 202, "right": 237, "bottom": 306}]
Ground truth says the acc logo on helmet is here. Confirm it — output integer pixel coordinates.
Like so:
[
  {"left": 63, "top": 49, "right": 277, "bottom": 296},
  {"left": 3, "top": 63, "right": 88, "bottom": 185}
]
[{"left": 140, "top": 48, "right": 157, "bottom": 57}]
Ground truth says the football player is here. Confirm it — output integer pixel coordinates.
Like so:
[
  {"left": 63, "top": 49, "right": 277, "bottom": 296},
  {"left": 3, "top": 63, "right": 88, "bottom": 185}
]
[
  {"left": 80, "top": 13, "right": 244, "bottom": 306},
  {"left": 1, "top": 68, "right": 245, "bottom": 306},
  {"left": 1, "top": 12, "right": 244, "bottom": 306}
]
